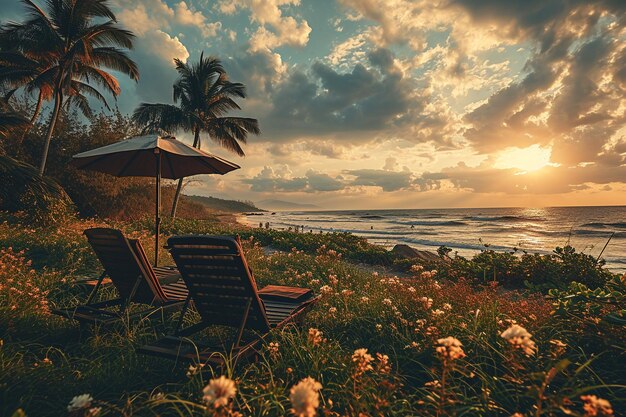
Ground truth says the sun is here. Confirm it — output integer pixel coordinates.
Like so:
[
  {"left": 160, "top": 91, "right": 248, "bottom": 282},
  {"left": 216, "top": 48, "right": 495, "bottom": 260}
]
[{"left": 493, "top": 145, "right": 553, "bottom": 172}]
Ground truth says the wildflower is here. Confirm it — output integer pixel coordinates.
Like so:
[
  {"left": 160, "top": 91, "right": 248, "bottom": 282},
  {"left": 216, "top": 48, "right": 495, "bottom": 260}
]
[
  {"left": 268, "top": 342, "right": 280, "bottom": 357},
  {"left": 501, "top": 324, "right": 536, "bottom": 356},
  {"left": 410, "top": 264, "right": 424, "bottom": 273},
  {"left": 442, "top": 303, "right": 452, "bottom": 311},
  {"left": 407, "top": 286, "right": 416, "bottom": 293},
  {"left": 375, "top": 324, "right": 383, "bottom": 331},
  {"left": 328, "top": 307, "right": 337, "bottom": 315},
  {"left": 320, "top": 285, "right": 332, "bottom": 295},
  {"left": 420, "top": 297, "right": 433, "bottom": 309},
  {"left": 436, "top": 337, "right": 466, "bottom": 361},
  {"left": 424, "top": 380, "right": 441, "bottom": 388},
  {"left": 550, "top": 339, "right": 567, "bottom": 357},
  {"left": 352, "top": 348, "right": 374, "bottom": 376},
  {"left": 376, "top": 353, "right": 391, "bottom": 374},
  {"left": 341, "top": 289, "right": 354, "bottom": 297},
  {"left": 308, "top": 328, "right": 324, "bottom": 346},
  {"left": 289, "top": 377, "right": 322, "bottom": 417},
  {"left": 581, "top": 395, "right": 613, "bottom": 416},
  {"left": 383, "top": 298, "right": 393, "bottom": 306},
  {"left": 202, "top": 376, "right": 237, "bottom": 408},
  {"left": 68, "top": 394, "right": 93, "bottom": 412},
  {"left": 360, "top": 296, "right": 370, "bottom": 303},
  {"left": 372, "top": 271, "right": 379, "bottom": 277},
  {"left": 186, "top": 363, "right": 204, "bottom": 378},
  {"left": 431, "top": 309, "right": 444, "bottom": 316},
  {"left": 310, "top": 279, "right": 320, "bottom": 286},
  {"left": 329, "top": 274, "right": 338, "bottom": 285}
]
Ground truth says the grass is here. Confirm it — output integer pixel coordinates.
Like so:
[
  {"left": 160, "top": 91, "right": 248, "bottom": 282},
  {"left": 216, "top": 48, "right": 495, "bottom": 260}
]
[{"left": 0, "top": 213, "right": 624, "bottom": 416}]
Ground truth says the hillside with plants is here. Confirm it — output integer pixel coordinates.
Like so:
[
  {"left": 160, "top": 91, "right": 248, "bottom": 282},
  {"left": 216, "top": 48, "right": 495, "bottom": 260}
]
[{"left": 185, "top": 195, "right": 263, "bottom": 213}]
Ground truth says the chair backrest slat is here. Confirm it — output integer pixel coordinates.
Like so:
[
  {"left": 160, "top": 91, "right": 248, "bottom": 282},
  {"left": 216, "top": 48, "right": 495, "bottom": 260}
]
[
  {"left": 167, "top": 235, "right": 271, "bottom": 333},
  {"left": 84, "top": 228, "right": 166, "bottom": 305}
]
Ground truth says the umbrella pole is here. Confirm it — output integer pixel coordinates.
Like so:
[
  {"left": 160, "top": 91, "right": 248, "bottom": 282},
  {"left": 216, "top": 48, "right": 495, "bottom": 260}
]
[{"left": 155, "top": 150, "right": 161, "bottom": 267}]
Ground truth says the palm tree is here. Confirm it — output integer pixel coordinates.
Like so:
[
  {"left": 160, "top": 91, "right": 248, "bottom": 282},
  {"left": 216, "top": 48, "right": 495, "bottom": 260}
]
[
  {"left": 0, "top": 0, "right": 139, "bottom": 175},
  {"left": 0, "top": 50, "right": 53, "bottom": 139},
  {"left": 133, "top": 53, "right": 260, "bottom": 218}
]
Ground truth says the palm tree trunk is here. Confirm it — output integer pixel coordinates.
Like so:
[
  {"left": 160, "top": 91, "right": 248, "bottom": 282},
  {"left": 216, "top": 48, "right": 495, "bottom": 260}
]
[
  {"left": 170, "top": 126, "right": 200, "bottom": 218},
  {"left": 39, "top": 90, "right": 62, "bottom": 175}
]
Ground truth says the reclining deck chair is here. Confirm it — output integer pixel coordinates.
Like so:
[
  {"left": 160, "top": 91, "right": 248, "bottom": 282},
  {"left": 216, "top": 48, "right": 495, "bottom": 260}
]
[
  {"left": 52, "top": 228, "right": 188, "bottom": 325},
  {"left": 138, "top": 235, "right": 319, "bottom": 364}
]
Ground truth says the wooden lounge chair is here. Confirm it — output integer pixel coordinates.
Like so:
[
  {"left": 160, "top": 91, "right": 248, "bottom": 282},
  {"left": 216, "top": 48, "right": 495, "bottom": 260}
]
[
  {"left": 52, "top": 228, "right": 188, "bottom": 325},
  {"left": 138, "top": 235, "right": 319, "bottom": 364}
]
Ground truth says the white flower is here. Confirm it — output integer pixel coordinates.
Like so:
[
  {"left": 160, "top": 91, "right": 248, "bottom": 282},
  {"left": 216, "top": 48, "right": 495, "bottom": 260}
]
[
  {"left": 68, "top": 394, "right": 93, "bottom": 411},
  {"left": 290, "top": 377, "right": 322, "bottom": 417},
  {"left": 420, "top": 297, "right": 433, "bottom": 309},
  {"left": 360, "top": 296, "right": 370, "bottom": 303},
  {"left": 443, "top": 303, "right": 452, "bottom": 311},
  {"left": 436, "top": 337, "right": 466, "bottom": 361},
  {"left": 383, "top": 298, "right": 393, "bottom": 306},
  {"left": 328, "top": 307, "right": 337, "bottom": 315},
  {"left": 431, "top": 309, "right": 444, "bottom": 316},
  {"left": 202, "top": 376, "right": 237, "bottom": 408},
  {"left": 501, "top": 324, "right": 536, "bottom": 356}
]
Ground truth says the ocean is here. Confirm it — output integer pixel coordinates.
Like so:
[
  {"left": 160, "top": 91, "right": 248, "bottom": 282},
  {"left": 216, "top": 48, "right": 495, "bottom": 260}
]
[{"left": 240, "top": 206, "right": 626, "bottom": 273}]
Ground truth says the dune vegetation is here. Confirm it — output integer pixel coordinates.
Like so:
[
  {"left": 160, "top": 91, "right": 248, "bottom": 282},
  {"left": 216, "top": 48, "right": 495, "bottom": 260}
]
[{"left": 1, "top": 212, "right": 624, "bottom": 417}]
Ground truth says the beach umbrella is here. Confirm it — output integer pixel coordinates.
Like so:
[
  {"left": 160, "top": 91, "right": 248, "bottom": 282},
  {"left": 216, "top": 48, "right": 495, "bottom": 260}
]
[{"left": 71, "top": 134, "right": 240, "bottom": 266}]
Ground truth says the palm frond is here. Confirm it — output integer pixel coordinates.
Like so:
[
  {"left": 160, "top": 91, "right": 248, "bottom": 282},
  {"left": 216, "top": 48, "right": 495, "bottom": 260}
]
[
  {"left": 91, "top": 47, "right": 139, "bottom": 80},
  {"left": 0, "top": 109, "right": 30, "bottom": 138},
  {"left": 132, "top": 103, "right": 190, "bottom": 133}
]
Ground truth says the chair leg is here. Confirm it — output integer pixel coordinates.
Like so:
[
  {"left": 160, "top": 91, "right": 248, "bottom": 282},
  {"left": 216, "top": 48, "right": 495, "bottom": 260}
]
[
  {"left": 120, "top": 275, "right": 143, "bottom": 313},
  {"left": 174, "top": 295, "right": 192, "bottom": 336},
  {"left": 233, "top": 298, "right": 252, "bottom": 349},
  {"left": 85, "top": 271, "right": 107, "bottom": 305}
]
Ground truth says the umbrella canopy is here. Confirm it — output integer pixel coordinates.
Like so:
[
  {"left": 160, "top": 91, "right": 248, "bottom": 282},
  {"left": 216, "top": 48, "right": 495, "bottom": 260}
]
[
  {"left": 71, "top": 134, "right": 240, "bottom": 178},
  {"left": 72, "top": 134, "right": 240, "bottom": 266}
]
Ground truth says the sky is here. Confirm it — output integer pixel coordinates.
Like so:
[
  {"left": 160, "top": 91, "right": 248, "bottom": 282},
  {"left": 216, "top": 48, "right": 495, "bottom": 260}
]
[{"left": 2, "top": 0, "right": 626, "bottom": 209}]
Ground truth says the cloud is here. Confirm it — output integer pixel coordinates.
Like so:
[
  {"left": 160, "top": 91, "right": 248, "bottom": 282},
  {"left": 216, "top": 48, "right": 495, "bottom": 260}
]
[
  {"left": 344, "top": 159, "right": 415, "bottom": 191},
  {"left": 219, "top": 0, "right": 311, "bottom": 52},
  {"left": 243, "top": 166, "right": 344, "bottom": 192},
  {"left": 175, "top": 2, "right": 222, "bottom": 37}
]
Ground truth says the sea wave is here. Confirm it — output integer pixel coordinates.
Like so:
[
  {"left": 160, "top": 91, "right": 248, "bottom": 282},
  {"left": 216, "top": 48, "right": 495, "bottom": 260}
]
[
  {"left": 464, "top": 215, "right": 544, "bottom": 222},
  {"left": 581, "top": 222, "right": 626, "bottom": 229},
  {"left": 390, "top": 220, "right": 468, "bottom": 227}
]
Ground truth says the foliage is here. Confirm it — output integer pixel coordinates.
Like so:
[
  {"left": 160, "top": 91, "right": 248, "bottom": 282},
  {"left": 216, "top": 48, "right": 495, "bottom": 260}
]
[
  {"left": 0, "top": 0, "right": 139, "bottom": 173},
  {"left": 435, "top": 246, "right": 616, "bottom": 291},
  {"left": 0, "top": 215, "right": 624, "bottom": 416},
  {"left": 0, "top": 155, "right": 75, "bottom": 226}
]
